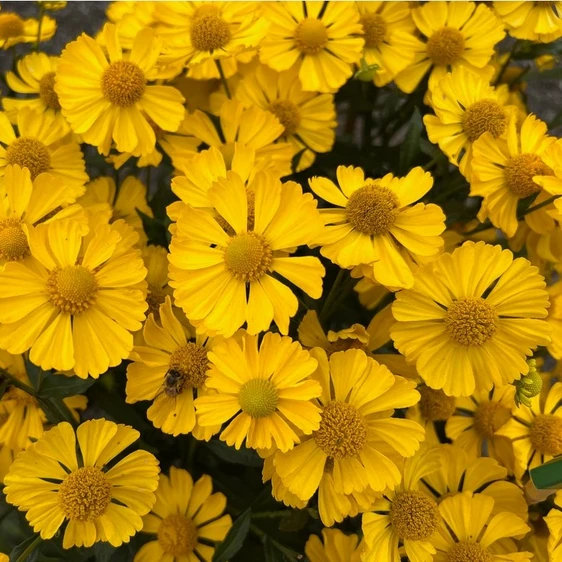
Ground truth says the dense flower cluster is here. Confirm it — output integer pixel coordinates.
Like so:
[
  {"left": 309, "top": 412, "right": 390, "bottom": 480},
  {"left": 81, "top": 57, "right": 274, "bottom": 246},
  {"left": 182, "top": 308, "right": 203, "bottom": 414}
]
[{"left": 0, "top": 1, "right": 562, "bottom": 560}]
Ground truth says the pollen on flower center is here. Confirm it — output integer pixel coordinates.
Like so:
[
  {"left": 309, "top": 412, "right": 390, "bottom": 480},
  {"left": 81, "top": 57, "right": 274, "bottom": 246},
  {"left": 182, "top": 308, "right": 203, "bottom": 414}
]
[
  {"left": 158, "top": 513, "right": 198, "bottom": 556},
  {"left": 427, "top": 26, "right": 465, "bottom": 66},
  {"left": 461, "top": 99, "right": 507, "bottom": 142},
  {"left": 168, "top": 342, "right": 209, "bottom": 391},
  {"left": 295, "top": 18, "right": 329, "bottom": 54},
  {"left": 418, "top": 386, "right": 456, "bottom": 422},
  {"left": 59, "top": 466, "right": 112, "bottom": 522},
  {"left": 314, "top": 401, "right": 367, "bottom": 459},
  {"left": 238, "top": 378, "right": 279, "bottom": 418},
  {"left": 5, "top": 137, "right": 51, "bottom": 180},
  {"left": 530, "top": 414, "right": 562, "bottom": 456},
  {"left": 146, "top": 285, "right": 166, "bottom": 318},
  {"left": 0, "top": 218, "right": 29, "bottom": 261},
  {"left": 360, "top": 13, "right": 388, "bottom": 48},
  {"left": 504, "top": 153, "right": 553, "bottom": 198},
  {"left": 47, "top": 265, "right": 98, "bottom": 314},
  {"left": 190, "top": 14, "right": 231, "bottom": 52},
  {"left": 268, "top": 100, "right": 301, "bottom": 136},
  {"left": 224, "top": 232, "right": 273, "bottom": 282},
  {"left": 445, "top": 297, "right": 497, "bottom": 347},
  {"left": 473, "top": 401, "right": 511, "bottom": 439},
  {"left": 446, "top": 541, "right": 493, "bottom": 562},
  {"left": 101, "top": 60, "right": 146, "bottom": 107},
  {"left": 0, "top": 13, "right": 25, "bottom": 39},
  {"left": 390, "top": 490, "right": 439, "bottom": 540},
  {"left": 346, "top": 182, "right": 400, "bottom": 236},
  {"left": 39, "top": 71, "right": 61, "bottom": 110}
]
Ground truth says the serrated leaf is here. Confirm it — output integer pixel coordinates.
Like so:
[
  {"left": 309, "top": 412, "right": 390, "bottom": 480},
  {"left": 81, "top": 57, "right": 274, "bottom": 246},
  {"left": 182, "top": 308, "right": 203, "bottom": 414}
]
[
  {"left": 38, "top": 373, "right": 95, "bottom": 399},
  {"left": 9, "top": 534, "right": 41, "bottom": 562},
  {"left": 212, "top": 508, "right": 252, "bottom": 562},
  {"left": 205, "top": 439, "right": 263, "bottom": 467},
  {"left": 399, "top": 108, "right": 423, "bottom": 174}
]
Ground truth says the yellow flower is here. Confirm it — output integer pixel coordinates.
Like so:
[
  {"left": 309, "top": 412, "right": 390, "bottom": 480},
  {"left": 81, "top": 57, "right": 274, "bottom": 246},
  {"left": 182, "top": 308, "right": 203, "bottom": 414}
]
[
  {"left": 0, "top": 218, "right": 147, "bottom": 378},
  {"left": 169, "top": 171, "right": 325, "bottom": 336},
  {"left": 105, "top": 1, "right": 156, "bottom": 50},
  {"left": 3, "top": 419, "right": 159, "bottom": 548},
  {"left": 361, "top": 446, "right": 442, "bottom": 562},
  {"left": 309, "top": 165, "right": 445, "bottom": 289},
  {"left": 496, "top": 382, "right": 562, "bottom": 479},
  {"left": 305, "top": 529, "right": 363, "bottom": 562},
  {"left": 0, "top": 108, "right": 88, "bottom": 199},
  {"left": 274, "top": 349, "right": 424, "bottom": 525},
  {"left": 56, "top": 23, "right": 185, "bottom": 156},
  {"left": 545, "top": 491, "right": 562, "bottom": 562},
  {"left": 534, "top": 140, "right": 562, "bottom": 216},
  {"left": 195, "top": 331, "right": 322, "bottom": 452},
  {"left": 135, "top": 467, "right": 231, "bottom": 562},
  {"left": 494, "top": 1, "right": 562, "bottom": 43},
  {"left": 431, "top": 492, "right": 531, "bottom": 561},
  {"left": 0, "top": 10, "right": 56, "bottom": 49},
  {"left": 471, "top": 114, "right": 557, "bottom": 238},
  {"left": 260, "top": 1, "right": 364, "bottom": 93},
  {"left": 547, "top": 281, "right": 562, "bottom": 360},
  {"left": 38, "top": 1, "right": 68, "bottom": 11},
  {"left": 394, "top": 1, "right": 504, "bottom": 94},
  {"left": 391, "top": 241, "right": 551, "bottom": 396},
  {"left": 126, "top": 297, "right": 218, "bottom": 439},
  {"left": 235, "top": 64, "right": 336, "bottom": 171},
  {"left": 142, "top": 245, "right": 173, "bottom": 320}
]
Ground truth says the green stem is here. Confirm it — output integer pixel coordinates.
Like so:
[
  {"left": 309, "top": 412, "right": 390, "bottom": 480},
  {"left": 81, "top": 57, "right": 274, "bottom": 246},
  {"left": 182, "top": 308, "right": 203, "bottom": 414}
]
[
  {"left": 520, "top": 194, "right": 560, "bottom": 217},
  {"left": 494, "top": 41, "right": 520, "bottom": 86},
  {"left": 249, "top": 524, "right": 300, "bottom": 561},
  {"left": 15, "top": 534, "right": 42, "bottom": 562},
  {"left": 319, "top": 268, "right": 346, "bottom": 322},
  {"left": 215, "top": 60, "right": 231, "bottom": 99},
  {"left": 35, "top": 6, "right": 45, "bottom": 51},
  {"left": 251, "top": 510, "right": 290, "bottom": 519}
]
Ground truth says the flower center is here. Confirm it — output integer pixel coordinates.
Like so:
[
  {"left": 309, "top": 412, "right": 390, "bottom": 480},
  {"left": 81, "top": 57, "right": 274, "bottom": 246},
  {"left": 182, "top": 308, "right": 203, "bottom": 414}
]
[
  {"left": 427, "top": 26, "right": 465, "bottom": 66},
  {"left": 268, "top": 100, "right": 301, "bottom": 136},
  {"left": 39, "top": 71, "right": 61, "bottom": 110},
  {"left": 5, "top": 137, "right": 51, "bottom": 180},
  {"left": 47, "top": 265, "right": 98, "bottom": 315},
  {"left": 0, "top": 219, "right": 29, "bottom": 261},
  {"left": 418, "top": 386, "right": 456, "bottom": 422},
  {"left": 530, "top": 414, "right": 562, "bottom": 456},
  {"left": 158, "top": 513, "right": 198, "bottom": 556},
  {"left": 346, "top": 182, "right": 400, "bottom": 236},
  {"left": 314, "top": 401, "right": 367, "bottom": 459},
  {"left": 59, "top": 467, "right": 112, "bottom": 522},
  {"left": 223, "top": 232, "right": 273, "bottom": 282},
  {"left": 445, "top": 297, "right": 497, "bottom": 347},
  {"left": 0, "top": 13, "right": 25, "bottom": 39},
  {"left": 238, "top": 378, "right": 279, "bottom": 418},
  {"left": 5, "top": 386, "right": 37, "bottom": 407},
  {"left": 101, "top": 61, "right": 146, "bottom": 107},
  {"left": 504, "top": 153, "right": 553, "bottom": 198},
  {"left": 360, "top": 13, "right": 388, "bottom": 48},
  {"left": 462, "top": 99, "right": 507, "bottom": 143},
  {"left": 473, "top": 401, "right": 512, "bottom": 439},
  {"left": 295, "top": 18, "right": 329, "bottom": 54},
  {"left": 328, "top": 338, "right": 368, "bottom": 355},
  {"left": 146, "top": 285, "right": 166, "bottom": 319},
  {"left": 390, "top": 491, "right": 439, "bottom": 541},
  {"left": 446, "top": 541, "right": 493, "bottom": 562},
  {"left": 190, "top": 14, "right": 231, "bottom": 52},
  {"left": 166, "top": 342, "right": 209, "bottom": 394}
]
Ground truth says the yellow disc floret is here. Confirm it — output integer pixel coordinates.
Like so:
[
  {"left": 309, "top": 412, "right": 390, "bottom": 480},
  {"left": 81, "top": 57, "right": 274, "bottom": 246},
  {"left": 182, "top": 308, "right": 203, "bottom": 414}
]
[
  {"left": 190, "top": 14, "right": 231, "bottom": 52},
  {"left": 158, "top": 513, "right": 198, "bottom": 556},
  {"left": 5, "top": 137, "right": 51, "bottom": 180},
  {"left": 446, "top": 541, "right": 493, "bottom": 562},
  {"left": 530, "top": 414, "right": 562, "bottom": 456},
  {"left": 445, "top": 297, "right": 497, "bottom": 347},
  {"left": 101, "top": 61, "right": 146, "bottom": 107},
  {"left": 0, "top": 219, "right": 29, "bottom": 261},
  {"left": 295, "top": 18, "right": 329, "bottom": 54},
  {"left": 390, "top": 490, "right": 439, "bottom": 540},
  {"left": 0, "top": 13, "right": 25, "bottom": 39},
  {"left": 168, "top": 343, "right": 209, "bottom": 390},
  {"left": 238, "top": 378, "right": 279, "bottom": 418},
  {"left": 427, "top": 27, "right": 465, "bottom": 67},
  {"left": 224, "top": 232, "right": 273, "bottom": 282},
  {"left": 39, "top": 71, "right": 61, "bottom": 110},
  {"left": 268, "top": 100, "right": 301, "bottom": 136},
  {"left": 47, "top": 265, "right": 98, "bottom": 314},
  {"left": 59, "top": 467, "right": 112, "bottom": 522},
  {"left": 504, "top": 153, "right": 553, "bottom": 198},
  {"left": 360, "top": 13, "right": 388, "bottom": 48},
  {"left": 462, "top": 99, "right": 507, "bottom": 142},
  {"left": 473, "top": 401, "right": 511, "bottom": 439},
  {"left": 418, "top": 386, "right": 456, "bottom": 422}
]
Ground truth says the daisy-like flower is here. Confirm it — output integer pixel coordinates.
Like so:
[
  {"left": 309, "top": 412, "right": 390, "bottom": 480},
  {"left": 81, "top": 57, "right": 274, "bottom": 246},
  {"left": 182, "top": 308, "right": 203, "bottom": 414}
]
[
  {"left": 195, "top": 331, "right": 322, "bottom": 452},
  {"left": 357, "top": 1, "right": 418, "bottom": 87},
  {"left": 0, "top": 11, "right": 56, "bottom": 49},
  {"left": 274, "top": 349, "right": 424, "bottom": 525},
  {"left": 496, "top": 382, "right": 562, "bottom": 479},
  {"left": 305, "top": 529, "right": 363, "bottom": 562},
  {"left": 309, "top": 165, "right": 445, "bottom": 289},
  {"left": 3, "top": 419, "right": 159, "bottom": 548},
  {"left": 235, "top": 64, "right": 336, "bottom": 171},
  {"left": 545, "top": 491, "right": 562, "bottom": 562},
  {"left": 56, "top": 23, "right": 185, "bottom": 156},
  {"left": 394, "top": 1, "right": 504, "bottom": 94},
  {"left": 135, "top": 467, "right": 231, "bottom": 562},
  {"left": 0, "top": 108, "right": 88, "bottom": 199},
  {"left": 494, "top": 1, "right": 562, "bottom": 43},
  {"left": 260, "top": 1, "right": 364, "bottom": 93},
  {"left": 141, "top": 245, "right": 173, "bottom": 321},
  {"left": 391, "top": 241, "right": 551, "bottom": 397},
  {"left": 361, "top": 445, "right": 442, "bottom": 562},
  {"left": 182, "top": 99, "right": 293, "bottom": 177},
  {"left": 0, "top": 218, "right": 147, "bottom": 378},
  {"left": 105, "top": 1, "right": 156, "bottom": 50},
  {"left": 431, "top": 492, "right": 531, "bottom": 561},
  {"left": 534, "top": 140, "right": 562, "bottom": 215},
  {"left": 169, "top": 171, "right": 325, "bottom": 336},
  {"left": 126, "top": 297, "right": 218, "bottom": 439},
  {"left": 547, "top": 281, "right": 562, "bottom": 360},
  {"left": 471, "top": 114, "right": 557, "bottom": 238},
  {"left": 445, "top": 385, "right": 516, "bottom": 471},
  {"left": 424, "top": 66, "right": 513, "bottom": 179}
]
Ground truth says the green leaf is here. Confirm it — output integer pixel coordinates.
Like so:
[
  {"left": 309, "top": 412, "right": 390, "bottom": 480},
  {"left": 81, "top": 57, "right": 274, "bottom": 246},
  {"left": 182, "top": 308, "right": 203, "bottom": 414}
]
[
  {"left": 9, "top": 534, "right": 41, "bottom": 562},
  {"left": 212, "top": 508, "right": 252, "bottom": 562},
  {"left": 278, "top": 509, "right": 309, "bottom": 532},
  {"left": 137, "top": 209, "right": 169, "bottom": 247},
  {"left": 205, "top": 439, "right": 263, "bottom": 467},
  {"left": 264, "top": 538, "right": 285, "bottom": 562},
  {"left": 399, "top": 108, "right": 423, "bottom": 174},
  {"left": 38, "top": 373, "right": 95, "bottom": 399}
]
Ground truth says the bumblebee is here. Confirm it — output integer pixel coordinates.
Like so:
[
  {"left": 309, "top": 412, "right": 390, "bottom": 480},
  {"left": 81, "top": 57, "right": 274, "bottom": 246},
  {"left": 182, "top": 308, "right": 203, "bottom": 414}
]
[{"left": 162, "top": 369, "right": 184, "bottom": 398}]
